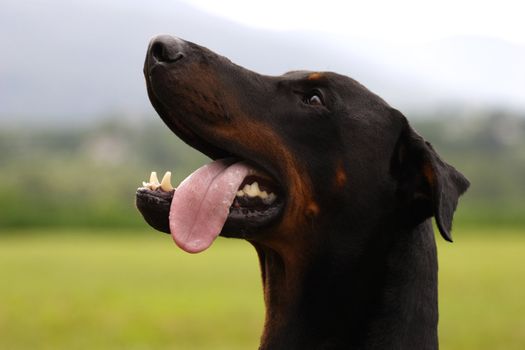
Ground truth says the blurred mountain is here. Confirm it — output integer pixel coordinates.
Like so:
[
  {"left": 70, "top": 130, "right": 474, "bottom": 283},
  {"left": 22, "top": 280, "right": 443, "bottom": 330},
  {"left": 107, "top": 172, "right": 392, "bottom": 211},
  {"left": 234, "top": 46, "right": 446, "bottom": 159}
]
[
  {"left": 1, "top": 0, "right": 524, "bottom": 126},
  {"left": 380, "top": 36, "right": 525, "bottom": 111}
]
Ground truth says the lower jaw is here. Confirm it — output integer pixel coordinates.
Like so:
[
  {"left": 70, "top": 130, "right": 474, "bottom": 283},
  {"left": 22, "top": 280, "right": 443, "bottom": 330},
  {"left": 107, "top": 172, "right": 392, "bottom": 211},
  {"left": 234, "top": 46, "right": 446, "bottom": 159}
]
[
  {"left": 135, "top": 187, "right": 285, "bottom": 236},
  {"left": 221, "top": 201, "right": 285, "bottom": 238}
]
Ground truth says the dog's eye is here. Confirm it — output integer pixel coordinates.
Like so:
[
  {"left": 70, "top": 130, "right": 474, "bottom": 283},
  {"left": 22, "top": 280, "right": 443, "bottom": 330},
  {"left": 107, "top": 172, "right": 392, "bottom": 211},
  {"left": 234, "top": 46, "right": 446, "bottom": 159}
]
[{"left": 304, "top": 93, "right": 324, "bottom": 106}]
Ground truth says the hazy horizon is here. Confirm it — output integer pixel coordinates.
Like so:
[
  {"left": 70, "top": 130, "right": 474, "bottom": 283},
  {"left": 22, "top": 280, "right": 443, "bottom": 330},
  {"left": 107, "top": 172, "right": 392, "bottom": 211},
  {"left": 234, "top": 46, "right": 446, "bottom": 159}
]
[{"left": 1, "top": 0, "right": 524, "bottom": 126}]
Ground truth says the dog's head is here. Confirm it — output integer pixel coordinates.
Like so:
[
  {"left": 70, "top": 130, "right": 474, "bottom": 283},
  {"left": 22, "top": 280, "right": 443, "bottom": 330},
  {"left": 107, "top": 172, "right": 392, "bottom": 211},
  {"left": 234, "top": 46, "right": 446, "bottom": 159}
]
[{"left": 137, "top": 35, "right": 469, "bottom": 255}]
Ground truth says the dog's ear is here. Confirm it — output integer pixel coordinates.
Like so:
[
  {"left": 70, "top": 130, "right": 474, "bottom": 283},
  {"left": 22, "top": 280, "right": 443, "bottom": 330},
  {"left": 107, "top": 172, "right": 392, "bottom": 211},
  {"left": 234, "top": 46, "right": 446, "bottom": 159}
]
[{"left": 390, "top": 109, "right": 470, "bottom": 242}]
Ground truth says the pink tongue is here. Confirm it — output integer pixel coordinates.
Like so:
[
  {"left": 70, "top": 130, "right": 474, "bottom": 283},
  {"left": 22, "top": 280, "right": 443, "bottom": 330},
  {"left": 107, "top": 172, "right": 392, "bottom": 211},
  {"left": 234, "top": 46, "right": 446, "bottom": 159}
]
[{"left": 169, "top": 159, "right": 251, "bottom": 253}]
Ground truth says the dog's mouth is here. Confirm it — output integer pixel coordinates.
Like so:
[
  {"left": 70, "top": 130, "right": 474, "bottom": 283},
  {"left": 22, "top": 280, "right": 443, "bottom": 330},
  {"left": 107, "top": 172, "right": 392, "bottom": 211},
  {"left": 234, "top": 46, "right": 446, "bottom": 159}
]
[{"left": 136, "top": 155, "right": 285, "bottom": 254}]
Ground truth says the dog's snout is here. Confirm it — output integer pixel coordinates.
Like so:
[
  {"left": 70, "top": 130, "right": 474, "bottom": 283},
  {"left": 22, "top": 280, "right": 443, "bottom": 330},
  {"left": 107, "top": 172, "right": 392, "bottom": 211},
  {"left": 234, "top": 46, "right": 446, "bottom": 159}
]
[{"left": 149, "top": 35, "right": 185, "bottom": 64}]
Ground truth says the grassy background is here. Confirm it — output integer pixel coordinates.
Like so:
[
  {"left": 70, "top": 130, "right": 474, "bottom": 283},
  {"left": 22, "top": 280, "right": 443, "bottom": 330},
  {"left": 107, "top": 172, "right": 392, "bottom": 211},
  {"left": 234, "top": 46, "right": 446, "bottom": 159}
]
[{"left": 1, "top": 228, "right": 524, "bottom": 349}]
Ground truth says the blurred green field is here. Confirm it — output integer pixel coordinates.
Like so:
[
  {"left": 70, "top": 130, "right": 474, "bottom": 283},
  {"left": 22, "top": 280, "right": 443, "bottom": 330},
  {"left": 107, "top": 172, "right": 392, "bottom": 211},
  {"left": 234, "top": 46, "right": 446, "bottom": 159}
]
[{"left": 1, "top": 228, "right": 524, "bottom": 350}]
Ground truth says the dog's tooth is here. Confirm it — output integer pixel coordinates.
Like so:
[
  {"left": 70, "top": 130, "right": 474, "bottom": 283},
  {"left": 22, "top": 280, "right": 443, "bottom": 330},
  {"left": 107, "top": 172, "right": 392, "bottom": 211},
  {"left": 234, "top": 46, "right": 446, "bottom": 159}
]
[
  {"left": 149, "top": 171, "right": 160, "bottom": 185},
  {"left": 160, "top": 171, "right": 174, "bottom": 191},
  {"left": 266, "top": 193, "right": 276, "bottom": 204},
  {"left": 142, "top": 181, "right": 149, "bottom": 188},
  {"left": 246, "top": 182, "right": 260, "bottom": 197},
  {"left": 238, "top": 182, "right": 276, "bottom": 201}
]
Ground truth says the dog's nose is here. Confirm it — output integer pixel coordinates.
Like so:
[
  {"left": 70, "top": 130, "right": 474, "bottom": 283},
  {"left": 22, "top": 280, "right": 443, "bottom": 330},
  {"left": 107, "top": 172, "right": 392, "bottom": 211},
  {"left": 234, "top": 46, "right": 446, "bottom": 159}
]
[{"left": 149, "top": 35, "right": 185, "bottom": 63}]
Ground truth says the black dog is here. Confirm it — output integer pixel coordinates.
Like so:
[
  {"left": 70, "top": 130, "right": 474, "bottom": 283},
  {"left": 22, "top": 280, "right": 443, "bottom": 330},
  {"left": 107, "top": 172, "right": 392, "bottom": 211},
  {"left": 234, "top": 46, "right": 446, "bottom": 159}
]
[{"left": 136, "top": 35, "right": 469, "bottom": 349}]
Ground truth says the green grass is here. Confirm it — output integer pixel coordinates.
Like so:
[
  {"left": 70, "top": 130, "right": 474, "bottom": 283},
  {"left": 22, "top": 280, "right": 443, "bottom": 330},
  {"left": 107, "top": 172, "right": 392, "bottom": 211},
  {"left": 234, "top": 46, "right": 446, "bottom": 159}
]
[
  {"left": 438, "top": 228, "right": 525, "bottom": 350},
  {"left": 0, "top": 228, "right": 524, "bottom": 349}
]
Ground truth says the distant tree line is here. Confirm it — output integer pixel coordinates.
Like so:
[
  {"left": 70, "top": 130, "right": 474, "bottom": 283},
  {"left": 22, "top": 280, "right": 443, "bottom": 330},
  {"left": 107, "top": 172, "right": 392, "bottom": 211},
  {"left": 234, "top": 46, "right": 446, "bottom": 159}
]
[{"left": 1, "top": 111, "right": 524, "bottom": 230}]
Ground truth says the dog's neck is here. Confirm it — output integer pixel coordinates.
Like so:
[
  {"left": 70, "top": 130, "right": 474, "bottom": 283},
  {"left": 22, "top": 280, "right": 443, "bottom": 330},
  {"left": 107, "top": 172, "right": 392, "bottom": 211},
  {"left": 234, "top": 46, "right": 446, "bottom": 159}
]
[{"left": 253, "top": 220, "right": 439, "bottom": 350}]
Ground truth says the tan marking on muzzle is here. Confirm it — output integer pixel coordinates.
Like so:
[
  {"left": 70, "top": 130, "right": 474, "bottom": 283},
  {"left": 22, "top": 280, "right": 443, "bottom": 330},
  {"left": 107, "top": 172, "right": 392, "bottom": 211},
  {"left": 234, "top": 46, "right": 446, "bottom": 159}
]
[
  {"left": 335, "top": 161, "right": 347, "bottom": 189},
  {"left": 308, "top": 72, "right": 323, "bottom": 80},
  {"left": 306, "top": 201, "right": 320, "bottom": 217}
]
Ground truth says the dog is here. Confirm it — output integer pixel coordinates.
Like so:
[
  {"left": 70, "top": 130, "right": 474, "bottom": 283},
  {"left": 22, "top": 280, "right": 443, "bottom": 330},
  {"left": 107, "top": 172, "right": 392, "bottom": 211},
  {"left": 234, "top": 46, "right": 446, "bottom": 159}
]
[{"left": 136, "top": 35, "right": 469, "bottom": 349}]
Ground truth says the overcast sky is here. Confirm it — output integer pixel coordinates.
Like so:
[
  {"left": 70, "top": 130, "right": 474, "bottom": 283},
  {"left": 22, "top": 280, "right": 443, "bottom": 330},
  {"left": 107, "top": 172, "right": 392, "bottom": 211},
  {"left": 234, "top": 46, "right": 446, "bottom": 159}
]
[
  {"left": 2, "top": 0, "right": 524, "bottom": 122},
  {"left": 182, "top": 0, "right": 525, "bottom": 45}
]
